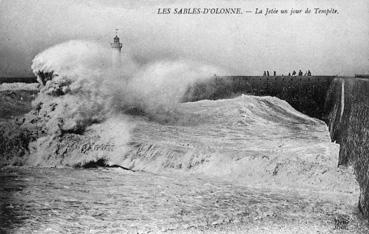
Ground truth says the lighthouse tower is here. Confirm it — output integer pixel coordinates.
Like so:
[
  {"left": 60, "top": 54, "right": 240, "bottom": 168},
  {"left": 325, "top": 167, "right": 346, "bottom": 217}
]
[{"left": 111, "top": 30, "right": 123, "bottom": 68}]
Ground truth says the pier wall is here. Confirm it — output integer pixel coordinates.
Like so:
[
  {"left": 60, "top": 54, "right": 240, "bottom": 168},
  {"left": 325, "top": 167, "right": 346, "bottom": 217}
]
[
  {"left": 183, "top": 75, "right": 335, "bottom": 120},
  {"left": 325, "top": 78, "right": 369, "bottom": 217}
]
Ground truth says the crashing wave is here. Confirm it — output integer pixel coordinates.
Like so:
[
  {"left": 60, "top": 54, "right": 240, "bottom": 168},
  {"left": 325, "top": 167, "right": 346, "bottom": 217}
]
[{"left": 0, "top": 40, "right": 220, "bottom": 167}]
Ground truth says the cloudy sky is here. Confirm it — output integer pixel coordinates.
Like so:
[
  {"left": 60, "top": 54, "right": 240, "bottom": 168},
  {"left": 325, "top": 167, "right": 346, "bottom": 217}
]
[{"left": 0, "top": 0, "right": 368, "bottom": 76}]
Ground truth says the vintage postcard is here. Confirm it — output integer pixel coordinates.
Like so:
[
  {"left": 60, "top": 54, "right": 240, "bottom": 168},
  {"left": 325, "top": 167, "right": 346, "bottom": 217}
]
[{"left": 0, "top": 0, "right": 368, "bottom": 233}]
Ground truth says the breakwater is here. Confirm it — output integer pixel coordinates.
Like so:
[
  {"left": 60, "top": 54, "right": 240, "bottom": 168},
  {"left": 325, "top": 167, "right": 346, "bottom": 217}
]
[
  {"left": 183, "top": 75, "right": 335, "bottom": 119},
  {"left": 325, "top": 78, "right": 369, "bottom": 217}
]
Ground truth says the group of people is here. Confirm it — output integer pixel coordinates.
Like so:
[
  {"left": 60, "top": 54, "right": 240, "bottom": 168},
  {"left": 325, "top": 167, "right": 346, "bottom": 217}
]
[
  {"left": 263, "top": 70, "right": 312, "bottom": 76},
  {"left": 263, "top": 71, "right": 277, "bottom": 76}
]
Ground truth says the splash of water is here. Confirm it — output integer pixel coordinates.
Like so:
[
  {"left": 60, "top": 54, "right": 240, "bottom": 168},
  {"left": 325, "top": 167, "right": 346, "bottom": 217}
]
[{"left": 23, "top": 40, "right": 221, "bottom": 166}]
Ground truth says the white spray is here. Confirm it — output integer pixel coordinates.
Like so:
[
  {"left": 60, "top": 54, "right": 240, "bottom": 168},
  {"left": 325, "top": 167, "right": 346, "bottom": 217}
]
[{"left": 26, "top": 40, "right": 222, "bottom": 166}]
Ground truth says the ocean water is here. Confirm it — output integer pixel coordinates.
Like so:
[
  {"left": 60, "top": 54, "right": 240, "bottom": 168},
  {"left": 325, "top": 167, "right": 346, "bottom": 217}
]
[
  {"left": 1, "top": 94, "right": 368, "bottom": 233},
  {"left": 0, "top": 167, "right": 367, "bottom": 233}
]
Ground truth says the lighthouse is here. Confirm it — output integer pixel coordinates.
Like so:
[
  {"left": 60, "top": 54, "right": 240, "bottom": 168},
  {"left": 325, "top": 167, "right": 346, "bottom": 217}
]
[{"left": 111, "top": 30, "right": 123, "bottom": 68}]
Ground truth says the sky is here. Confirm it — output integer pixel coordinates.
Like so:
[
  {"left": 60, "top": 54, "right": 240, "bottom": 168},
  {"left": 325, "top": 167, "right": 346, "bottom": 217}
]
[{"left": 0, "top": 0, "right": 368, "bottom": 76}]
